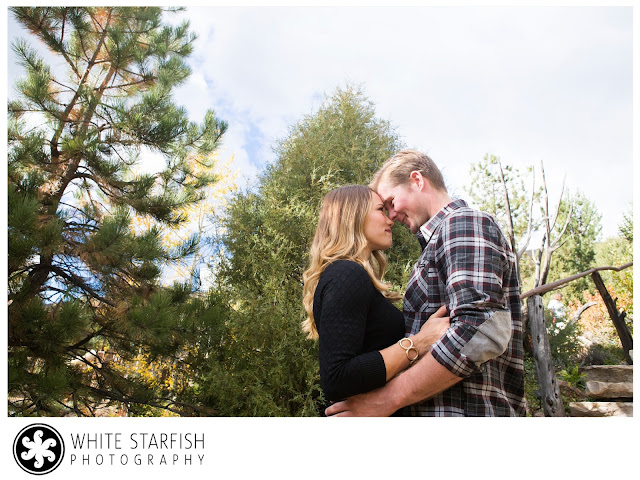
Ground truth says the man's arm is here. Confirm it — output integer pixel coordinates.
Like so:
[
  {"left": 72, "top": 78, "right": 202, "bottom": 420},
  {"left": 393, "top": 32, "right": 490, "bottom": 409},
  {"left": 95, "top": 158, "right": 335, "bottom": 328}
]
[
  {"left": 429, "top": 210, "right": 513, "bottom": 378},
  {"left": 325, "top": 351, "right": 462, "bottom": 416}
]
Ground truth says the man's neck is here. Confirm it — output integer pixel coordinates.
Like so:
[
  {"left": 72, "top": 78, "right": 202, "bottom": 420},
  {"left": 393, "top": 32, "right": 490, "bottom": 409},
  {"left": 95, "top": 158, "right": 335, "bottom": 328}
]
[{"left": 426, "top": 191, "right": 452, "bottom": 219}]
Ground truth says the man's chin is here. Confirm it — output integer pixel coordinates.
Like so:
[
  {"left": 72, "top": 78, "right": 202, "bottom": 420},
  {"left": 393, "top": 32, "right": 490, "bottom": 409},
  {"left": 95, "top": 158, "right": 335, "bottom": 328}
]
[{"left": 406, "top": 222, "right": 419, "bottom": 234}]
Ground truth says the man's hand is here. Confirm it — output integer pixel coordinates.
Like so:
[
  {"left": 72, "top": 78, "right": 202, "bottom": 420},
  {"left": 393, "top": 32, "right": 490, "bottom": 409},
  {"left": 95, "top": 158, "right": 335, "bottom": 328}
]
[{"left": 325, "top": 386, "right": 397, "bottom": 417}]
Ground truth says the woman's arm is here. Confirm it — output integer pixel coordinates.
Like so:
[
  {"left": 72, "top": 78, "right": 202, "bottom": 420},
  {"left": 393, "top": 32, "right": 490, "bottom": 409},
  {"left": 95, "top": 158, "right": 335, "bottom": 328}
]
[{"left": 379, "top": 306, "right": 449, "bottom": 381}]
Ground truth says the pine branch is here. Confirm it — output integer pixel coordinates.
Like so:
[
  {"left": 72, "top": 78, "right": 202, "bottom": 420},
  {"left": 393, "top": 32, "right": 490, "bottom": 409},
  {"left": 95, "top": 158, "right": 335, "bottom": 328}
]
[
  {"left": 50, "top": 8, "right": 113, "bottom": 149},
  {"left": 31, "top": 263, "right": 115, "bottom": 307}
]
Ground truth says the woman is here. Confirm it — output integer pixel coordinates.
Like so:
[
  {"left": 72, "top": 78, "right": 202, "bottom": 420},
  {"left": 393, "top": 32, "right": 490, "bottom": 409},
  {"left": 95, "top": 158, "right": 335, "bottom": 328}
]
[{"left": 302, "top": 185, "right": 448, "bottom": 413}]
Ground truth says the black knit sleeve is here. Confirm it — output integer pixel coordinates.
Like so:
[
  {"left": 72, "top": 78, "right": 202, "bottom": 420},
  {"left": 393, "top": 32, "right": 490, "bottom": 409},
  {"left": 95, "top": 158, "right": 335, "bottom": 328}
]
[{"left": 316, "top": 261, "right": 388, "bottom": 401}]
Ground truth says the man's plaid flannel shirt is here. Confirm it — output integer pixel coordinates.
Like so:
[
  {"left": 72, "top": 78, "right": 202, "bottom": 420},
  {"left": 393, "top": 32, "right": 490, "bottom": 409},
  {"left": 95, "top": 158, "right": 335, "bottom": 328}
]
[{"left": 403, "top": 199, "right": 526, "bottom": 416}]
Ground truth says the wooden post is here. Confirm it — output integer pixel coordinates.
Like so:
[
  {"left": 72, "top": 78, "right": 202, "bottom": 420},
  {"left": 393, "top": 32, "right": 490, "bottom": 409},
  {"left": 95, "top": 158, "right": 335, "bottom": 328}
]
[
  {"left": 527, "top": 295, "right": 565, "bottom": 416},
  {"left": 591, "top": 272, "right": 633, "bottom": 365}
]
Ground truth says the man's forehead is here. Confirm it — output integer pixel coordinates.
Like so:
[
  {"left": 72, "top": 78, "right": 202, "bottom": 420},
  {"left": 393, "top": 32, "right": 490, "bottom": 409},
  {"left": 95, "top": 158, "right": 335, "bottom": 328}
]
[{"left": 375, "top": 182, "right": 398, "bottom": 202}]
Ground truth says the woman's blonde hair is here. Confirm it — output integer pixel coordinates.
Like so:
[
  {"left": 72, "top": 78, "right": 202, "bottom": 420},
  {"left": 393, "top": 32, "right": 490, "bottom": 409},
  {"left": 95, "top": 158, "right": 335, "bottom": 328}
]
[{"left": 301, "top": 185, "right": 401, "bottom": 340}]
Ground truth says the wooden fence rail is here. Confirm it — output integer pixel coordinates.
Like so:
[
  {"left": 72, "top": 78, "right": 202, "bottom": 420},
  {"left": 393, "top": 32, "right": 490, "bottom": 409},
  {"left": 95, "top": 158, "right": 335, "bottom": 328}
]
[
  {"left": 520, "top": 262, "right": 633, "bottom": 299},
  {"left": 522, "top": 262, "right": 633, "bottom": 416}
]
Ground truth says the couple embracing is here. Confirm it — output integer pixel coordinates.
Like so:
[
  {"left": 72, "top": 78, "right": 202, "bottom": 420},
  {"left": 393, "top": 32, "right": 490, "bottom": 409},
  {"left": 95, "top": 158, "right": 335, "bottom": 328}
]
[{"left": 302, "top": 150, "right": 526, "bottom": 417}]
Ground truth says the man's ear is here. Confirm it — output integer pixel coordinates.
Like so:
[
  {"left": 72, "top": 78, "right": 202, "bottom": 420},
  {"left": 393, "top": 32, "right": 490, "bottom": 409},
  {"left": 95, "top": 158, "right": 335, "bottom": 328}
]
[{"left": 409, "top": 170, "right": 425, "bottom": 191}]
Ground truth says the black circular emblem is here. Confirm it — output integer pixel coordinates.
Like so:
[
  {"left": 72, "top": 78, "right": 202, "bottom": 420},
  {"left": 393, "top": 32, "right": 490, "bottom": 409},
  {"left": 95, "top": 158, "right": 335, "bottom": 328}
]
[{"left": 13, "top": 424, "right": 65, "bottom": 475}]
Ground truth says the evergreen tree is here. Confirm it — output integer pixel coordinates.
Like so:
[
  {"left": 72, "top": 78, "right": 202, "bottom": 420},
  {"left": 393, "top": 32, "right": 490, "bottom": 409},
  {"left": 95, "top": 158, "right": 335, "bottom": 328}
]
[
  {"left": 465, "top": 154, "right": 537, "bottom": 241},
  {"left": 196, "top": 85, "right": 418, "bottom": 415},
  {"left": 619, "top": 206, "right": 633, "bottom": 244},
  {"left": 465, "top": 154, "right": 540, "bottom": 288},
  {"left": 8, "top": 7, "right": 227, "bottom": 416},
  {"left": 547, "top": 191, "right": 602, "bottom": 301}
]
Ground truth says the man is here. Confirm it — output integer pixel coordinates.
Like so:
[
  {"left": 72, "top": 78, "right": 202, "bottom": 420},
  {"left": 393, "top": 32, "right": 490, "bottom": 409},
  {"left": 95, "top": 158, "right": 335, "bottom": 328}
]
[
  {"left": 326, "top": 150, "right": 526, "bottom": 416},
  {"left": 547, "top": 292, "right": 567, "bottom": 332}
]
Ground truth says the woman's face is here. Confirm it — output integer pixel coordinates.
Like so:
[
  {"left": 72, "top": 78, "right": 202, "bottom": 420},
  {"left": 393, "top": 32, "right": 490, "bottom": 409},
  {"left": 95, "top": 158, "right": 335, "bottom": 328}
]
[{"left": 363, "top": 192, "right": 394, "bottom": 252}]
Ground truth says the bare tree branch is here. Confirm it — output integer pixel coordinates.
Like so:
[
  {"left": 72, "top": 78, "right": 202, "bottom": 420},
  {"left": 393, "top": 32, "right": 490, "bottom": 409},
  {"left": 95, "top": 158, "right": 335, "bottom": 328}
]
[
  {"left": 517, "top": 165, "right": 536, "bottom": 258},
  {"left": 521, "top": 262, "right": 633, "bottom": 299}
]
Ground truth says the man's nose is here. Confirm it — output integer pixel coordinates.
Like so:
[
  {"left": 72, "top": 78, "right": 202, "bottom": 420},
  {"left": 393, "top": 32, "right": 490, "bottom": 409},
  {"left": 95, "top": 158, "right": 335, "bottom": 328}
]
[{"left": 387, "top": 207, "right": 398, "bottom": 220}]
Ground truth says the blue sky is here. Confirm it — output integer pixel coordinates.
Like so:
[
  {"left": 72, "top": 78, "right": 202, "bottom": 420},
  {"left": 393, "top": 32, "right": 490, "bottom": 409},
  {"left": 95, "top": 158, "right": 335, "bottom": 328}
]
[
  {"left": 173, "top": 5, "right": 633, "bottom": 240},
  {"left": 7, "top": 6, "right": 634, "bottom": 241}
]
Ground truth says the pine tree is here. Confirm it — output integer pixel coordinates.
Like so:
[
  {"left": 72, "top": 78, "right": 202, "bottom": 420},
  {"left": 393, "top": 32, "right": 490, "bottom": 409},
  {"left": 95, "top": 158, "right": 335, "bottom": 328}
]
[
  {"left": 547, "top": 192, "right": 602, "bottom": 301},
  {"left": 8, "top": 7, "right": 227, "bottom": 416}
]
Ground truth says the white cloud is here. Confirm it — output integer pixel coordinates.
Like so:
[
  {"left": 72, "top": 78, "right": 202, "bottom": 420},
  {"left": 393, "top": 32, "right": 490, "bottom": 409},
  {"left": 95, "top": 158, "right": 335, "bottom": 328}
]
[
  {"left": 169, "top": 6, "right": 632, "bottom": 237},
  {"left": 8, "top": 6, "right": 633, "bottom": 237}
]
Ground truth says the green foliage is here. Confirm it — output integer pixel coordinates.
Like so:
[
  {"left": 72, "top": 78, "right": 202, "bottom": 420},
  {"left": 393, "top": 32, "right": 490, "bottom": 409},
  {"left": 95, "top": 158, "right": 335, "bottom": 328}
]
[
  {"left": 544, "top": 304, "right": 583, "bottom": 369},
  {"left": 579, "top": 342, "right": 626, "bottom": 366},
  {"left": 595, "top": 235, "right": 633, "bottom": 323},
  {"left": 547, "top": 192, "right": 602, "bottom": 302},
  {"left": 465, "top": 154, "right": 538, "bottom": 241},
  {"left": 201, "top": 85, "right": 417, "bottom": 416},
  {"left": 619, "top": 207, "right": 633, "bottom": 243},
  {"left": 558, "top": 365, "right": 585, "bottom": 390},
  {"left": 523, "top": 354, "right": 542, "bottom": 416},
  {"left": 8, "top": 7, "right": 227, "bottom": 416}
]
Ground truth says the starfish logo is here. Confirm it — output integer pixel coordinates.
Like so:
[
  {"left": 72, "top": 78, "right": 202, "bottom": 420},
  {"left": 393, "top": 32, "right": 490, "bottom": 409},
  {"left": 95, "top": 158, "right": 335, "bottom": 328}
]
[{"left": 13, "top": 424, "right": 65, "bottom": 475}]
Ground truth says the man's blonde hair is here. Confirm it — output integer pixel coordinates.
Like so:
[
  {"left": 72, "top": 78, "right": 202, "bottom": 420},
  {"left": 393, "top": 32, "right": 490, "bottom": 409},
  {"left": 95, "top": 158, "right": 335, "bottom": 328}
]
[{"left": 370, "top": 149, "right": 447, "bottom": 192}]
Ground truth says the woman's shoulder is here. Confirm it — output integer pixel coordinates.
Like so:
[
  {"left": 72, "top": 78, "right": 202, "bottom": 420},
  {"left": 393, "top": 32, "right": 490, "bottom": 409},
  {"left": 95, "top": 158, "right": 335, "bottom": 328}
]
[
  {"left": 316, "top": 260, "right": 375, "bottom": 304},
  {"left": 324, "top": 259, "right": 367, "bottom": 275},
  {"left": 320, "top": 260, "right": 372, "bottom": 286}
]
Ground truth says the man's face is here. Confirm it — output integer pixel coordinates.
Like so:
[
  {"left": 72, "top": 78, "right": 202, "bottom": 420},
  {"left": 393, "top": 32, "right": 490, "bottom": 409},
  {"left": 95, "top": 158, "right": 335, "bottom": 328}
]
[{"left": 376, "top": 181, "right": 428, "bottom": 234}]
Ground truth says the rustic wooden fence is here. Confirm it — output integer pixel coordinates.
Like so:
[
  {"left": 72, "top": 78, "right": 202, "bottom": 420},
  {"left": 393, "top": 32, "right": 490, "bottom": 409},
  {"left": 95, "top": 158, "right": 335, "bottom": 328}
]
[{"left": 520, "top": 262, "right": 633, "bottom": 417}]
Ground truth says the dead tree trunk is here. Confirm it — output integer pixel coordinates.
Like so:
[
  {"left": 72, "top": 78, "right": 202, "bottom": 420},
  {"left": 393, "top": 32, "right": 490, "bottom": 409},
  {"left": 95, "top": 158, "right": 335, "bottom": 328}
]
[
  {"left": 591, "top": 272, "right": 633, "bottom": 365},
  {"left": 571, "top": 301, "right": 596, "bottom": 322},
  {"left": 527, "top": 295, "right": 565, "bottom": 416}
]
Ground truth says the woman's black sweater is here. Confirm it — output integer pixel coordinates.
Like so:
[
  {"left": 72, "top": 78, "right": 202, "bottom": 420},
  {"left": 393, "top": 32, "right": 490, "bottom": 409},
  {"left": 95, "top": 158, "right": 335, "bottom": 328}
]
[{"left": 313, "top": 260, "right": 405, "bottom": 403}]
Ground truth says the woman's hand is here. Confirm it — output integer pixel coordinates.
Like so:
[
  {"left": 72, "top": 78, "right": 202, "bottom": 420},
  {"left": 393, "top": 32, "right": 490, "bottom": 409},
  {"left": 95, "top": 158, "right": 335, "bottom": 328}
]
[
  {"left": 412, "top": 305, "right": 450, "bottom": 355},
  {"left": 380, "top": 305, "right": 450, "bottom": 381}
]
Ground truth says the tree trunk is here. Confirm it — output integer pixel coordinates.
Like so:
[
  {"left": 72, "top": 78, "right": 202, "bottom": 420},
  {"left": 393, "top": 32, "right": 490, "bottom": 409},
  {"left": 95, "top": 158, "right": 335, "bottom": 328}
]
[
  {"left": 591, "top": 272, "right": 633, "bottom": 365},
  {"left": 527, "top": 295, "right": 565, "bottom": 416}
]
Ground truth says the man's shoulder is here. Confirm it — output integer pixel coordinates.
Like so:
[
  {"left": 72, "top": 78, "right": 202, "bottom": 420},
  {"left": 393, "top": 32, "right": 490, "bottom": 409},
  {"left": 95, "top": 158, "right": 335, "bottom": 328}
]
[
  {"left": 440, "top": 205, "right": 498, "bottom": 231},
  {"left": 438, "top": 205, "right": 506, "bottom": 245},
  {"left": 447, "top": 204, "right": 495, "bottom": 221}
]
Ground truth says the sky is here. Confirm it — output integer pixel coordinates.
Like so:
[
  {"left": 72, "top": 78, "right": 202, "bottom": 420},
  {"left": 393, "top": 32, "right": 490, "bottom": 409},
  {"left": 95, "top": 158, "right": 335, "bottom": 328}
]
[
  {"left": 6, "top": 5, "right": 634, "bottom": 240},
  {"left": 173, "top": 5, "right": 633, "bottom": 240}
]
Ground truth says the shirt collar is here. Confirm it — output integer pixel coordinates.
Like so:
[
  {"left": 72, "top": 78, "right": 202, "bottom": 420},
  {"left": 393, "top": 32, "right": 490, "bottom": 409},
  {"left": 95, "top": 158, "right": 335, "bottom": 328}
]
[{"left": 418, "top": 198, "right": 468, "bottom": 246}]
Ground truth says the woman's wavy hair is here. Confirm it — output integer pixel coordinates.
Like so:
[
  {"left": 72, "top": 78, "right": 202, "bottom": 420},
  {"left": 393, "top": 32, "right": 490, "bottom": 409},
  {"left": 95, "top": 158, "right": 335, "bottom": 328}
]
[{"left": 301, "top": 185, "right": 401, "bottom": 340}]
